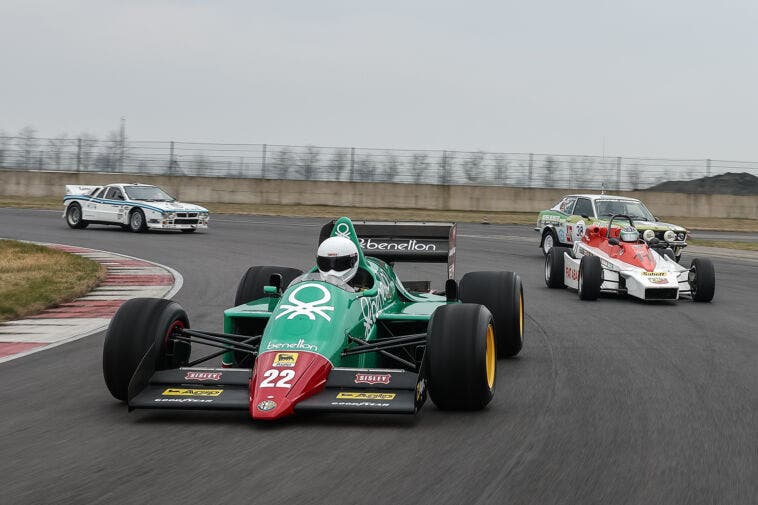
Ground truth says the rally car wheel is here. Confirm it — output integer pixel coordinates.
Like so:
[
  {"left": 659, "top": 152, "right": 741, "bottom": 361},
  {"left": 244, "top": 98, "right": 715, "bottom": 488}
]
[
  {"left": 65, "top": 203, "right": 89, "bottom": 229},
  {"left": 689, "top": 258, "right": 715, "bottom": 302},
  {"left": 541, "top": 229, "right": 557, "bottom": 255},
  {"left": 103, "top": 298, "right": 191, "bottom": 402},
  {"left": 545, "top": 246, "right": 571, "bottom": 288},
  {"left": 460, "top": 271, "right": 524, "bottom": 358},
  {"left": 128, "top": 208, "right": 147, "bottom": 233},
  {"left": 427, "top": 303, "right": 495, "bottom": 410},
  {"left": 578, "top": 255, "right": 602, "bottom": 301}
]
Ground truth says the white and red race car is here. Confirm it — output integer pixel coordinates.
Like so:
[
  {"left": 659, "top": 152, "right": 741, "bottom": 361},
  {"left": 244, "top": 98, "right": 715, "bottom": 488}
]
[{"left": 544, "top": 214, "right": 715, "bottom": 302}]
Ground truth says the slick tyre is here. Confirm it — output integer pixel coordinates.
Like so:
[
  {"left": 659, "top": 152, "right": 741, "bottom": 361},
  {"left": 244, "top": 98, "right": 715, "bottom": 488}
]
[
  {"left": 128, "top": 208, "right": 147, "bottom": 233},
  {"left": 578, "top": 255, "right": 602, "bottom": 301},
  {"left": 662, "top": 248, "right": 676, "bottom": 261},
  {"left": 545, "top": 246, "right": 571, "bottom": 288},
  {"left": 689, "top": 258, "right": 715, "bottom": 302},
  {"left": 103, "top": 298, "right": 190, "bottom": 402},
  {"left": 427, "top": 304, "right": 496, "bottom": 411},
  {"left": 460, "top": 271, "right": 524, "bottom": 358},
  {"left": 541, "top": 229, "right": 558, "bottom": 256},
  {"left": 65, "top": 203, "right": 88, "bottom": 229},
  {"left": 234, "top": 266, "right": 304, "bottom": 306}
]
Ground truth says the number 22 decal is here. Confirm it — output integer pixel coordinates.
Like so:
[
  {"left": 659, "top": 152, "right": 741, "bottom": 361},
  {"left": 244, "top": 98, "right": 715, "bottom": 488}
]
[{"left": 260, "top": 369, "right": 295, "bottom": 388}]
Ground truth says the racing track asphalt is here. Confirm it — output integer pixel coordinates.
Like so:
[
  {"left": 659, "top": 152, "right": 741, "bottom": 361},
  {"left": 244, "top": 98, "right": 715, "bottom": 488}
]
[{"left": 0, "top": 208, "right": 756, "bottom": 505}]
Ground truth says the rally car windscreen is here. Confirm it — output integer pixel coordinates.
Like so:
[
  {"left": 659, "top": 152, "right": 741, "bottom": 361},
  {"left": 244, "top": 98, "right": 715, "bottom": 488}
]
[
  {"left": 123, "top": 185, "right": 175, "bottom": 202},
  {"left": 289, "top": 273, "right": 356, "bottom": 292},
  {"left": 596, "top": 200, "right": 654, "bottom": 221}
]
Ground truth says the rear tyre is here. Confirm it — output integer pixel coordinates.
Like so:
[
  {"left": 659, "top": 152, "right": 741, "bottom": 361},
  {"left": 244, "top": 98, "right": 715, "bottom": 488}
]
[
  {"left": 689, "top": 258, "right": 715, "bottom": 302},
  {"left": 235, "top": 266, "right": 304, "bottom": 306},
  {"left": 103, "top": 298, "right": 190, "bottom": 402},
  {"left": 578, "top": 255, "right": 602, "bottom": 301},
  {"left": 427, "top": 304, "right": 495, "bottom": 410},
  {"left": 459, "top": 271, "right": 524, "bottom": 358},
  {"left": 65, "top": 203, "right": 89, "bottom": 229},
  {"left": 231, "top": 266, "right": 304, "bottom": 367},
  {"left": 545, "top": 246, "right": 571, "bottom": 288},
  {"left": 128, "top": 208, "right": 147, "bottom": 233},
  {"left": 541, "top": 229, "right": 558, "bottom": 255}
]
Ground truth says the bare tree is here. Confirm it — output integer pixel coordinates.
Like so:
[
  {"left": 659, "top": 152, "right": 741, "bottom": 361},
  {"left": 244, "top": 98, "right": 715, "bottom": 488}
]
[
  {"left": 627, "top": 163, "right": 641, "bottom": 190},
  {"left": 271, "top": 146, "right": 293, "bottom": 179},
  {"left": 15, "top": 126, "right": 38, "bottom": 169},
  {"left": 411, "top": 153, "right": 429, "bottom": 184},
  {"left": 493, "top": 155, "right": 508, "bottom": 185},
  {"left": 78, "top": 133, "right": 98, "bottom": 171},
  {"left": 299, "top": 145, "right": 320, "bottom": 180},
  {"left": 0, "top": 130, "right": 11, "bottom": 168},
  {"left": 543, "top": 156, "right": 558, "bottom": 188},
  {"left": 462, "top": 151, "right": 486, "bottom": 184},
  {"left": 328, "top": 149, "right": 349, "bottom": 181},
  {"left": 47, "top": 133, "right": 70, "bottom": 170}
]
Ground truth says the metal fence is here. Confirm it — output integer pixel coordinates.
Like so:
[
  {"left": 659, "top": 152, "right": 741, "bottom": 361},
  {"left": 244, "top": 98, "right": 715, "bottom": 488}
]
[{"left": 1, "top": 136, "right": 756, "bottom": 190}]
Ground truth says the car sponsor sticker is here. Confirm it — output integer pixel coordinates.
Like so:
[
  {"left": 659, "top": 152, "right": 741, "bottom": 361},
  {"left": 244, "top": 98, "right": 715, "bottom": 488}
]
[
  {"left": 273, "top": 352, "right": 298, "bottom": 367},
  {"left": 649, "top": 278, "right": 669, "bottom": 284},
  {"left": 336, "top": 392, "right": 396, "bottom": 400},
  {"left": 257, "top": 400, "right": 277, "bottom": 412},
  {"left": 154, "top": 398, "right": 213, "bottom": 403},
  {"left": 266, "top": 339, "right": 318, "bottom": 352},
  {"left": 642, "top": 271, "right": 666, "bottom": 276},
  {"left": 184, "top": 371, "right": 222, "bottom": 381},
  {"left": 275, "top": 283, "right": 334, "bottom": 322},
  {"left": 358, "top": 238, "right": 438, "bottom": 252},
  {"left": 354, "top": 373, "right": 391, "bottom": 385},
  {"left": 162, "top": 388, "right": 223, "bottom": 397},
  {"left": 330, "top": 401, "right": 390, "bottom": 408}
]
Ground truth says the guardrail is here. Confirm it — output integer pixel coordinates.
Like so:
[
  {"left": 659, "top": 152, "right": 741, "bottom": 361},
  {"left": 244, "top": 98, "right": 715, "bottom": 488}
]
[{"left": 2, "top": 136, "right": 757, "bottom": 190}]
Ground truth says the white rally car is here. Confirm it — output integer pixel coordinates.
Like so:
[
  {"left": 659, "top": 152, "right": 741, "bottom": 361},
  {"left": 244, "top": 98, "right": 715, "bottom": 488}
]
[
  {"left": 544, "top": 214, "right": 715, "bottom": 302},
  {"left": 63, "top": 183, "right": 209, "bottom": 233}
]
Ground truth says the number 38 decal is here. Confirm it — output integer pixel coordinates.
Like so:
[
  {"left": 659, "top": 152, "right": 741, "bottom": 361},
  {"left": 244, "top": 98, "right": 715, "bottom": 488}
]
[{"left": 260, "top": 369, "right": 295, "bottom": 388}]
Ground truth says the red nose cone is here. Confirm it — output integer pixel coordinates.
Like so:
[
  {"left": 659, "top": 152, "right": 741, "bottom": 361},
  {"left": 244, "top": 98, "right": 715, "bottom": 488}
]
[{"left": 250, "top": 351, "right": 332, "bottom": 420}]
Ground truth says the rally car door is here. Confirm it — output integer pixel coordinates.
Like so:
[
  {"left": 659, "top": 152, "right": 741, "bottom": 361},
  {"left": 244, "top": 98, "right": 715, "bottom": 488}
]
[
  {"left": 101, "top": 187, "right": 127, "bottom": 223},
  {"left": 564, "top": 197, "right": 594, "bottom": 244},
  {"left": 84, "top": 187, "right": 108, "bottom": 220}
]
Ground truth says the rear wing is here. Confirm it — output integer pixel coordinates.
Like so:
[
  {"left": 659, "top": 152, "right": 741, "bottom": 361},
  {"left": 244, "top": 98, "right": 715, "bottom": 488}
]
[
  {"left": 65, "top": 185, "right": 101, "bottom": 196},
  {"left": 319, "top": 220, "right": 457, "bottom": 278}
]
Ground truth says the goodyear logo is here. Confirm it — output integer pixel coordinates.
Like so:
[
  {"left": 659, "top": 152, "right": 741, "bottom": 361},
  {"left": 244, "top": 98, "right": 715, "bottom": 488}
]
[
  {"left": 336, "top": 392, "right": 396, "bottom": 400},
  {"left": 642, "top": 272, "right": 666, "bottom": 276},
  {"left": 162, "top": 388, "right": 223, "bottom": 397},
  {"left": 273, "top": 352, "right": 298, "bottom": 367}
]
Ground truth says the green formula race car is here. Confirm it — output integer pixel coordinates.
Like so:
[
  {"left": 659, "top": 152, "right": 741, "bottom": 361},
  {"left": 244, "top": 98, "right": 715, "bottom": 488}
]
[
  {"left": 536, "top": 194, "right": 688, "bottom": 262},
  {"left": 102, "top": 217, "right": 525, "bottom": 421}
]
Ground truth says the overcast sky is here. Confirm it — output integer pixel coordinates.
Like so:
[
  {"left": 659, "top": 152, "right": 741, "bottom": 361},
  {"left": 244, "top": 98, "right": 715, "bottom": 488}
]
[{"left": 1, "top": 0, "right": 757, "bottom": 160}]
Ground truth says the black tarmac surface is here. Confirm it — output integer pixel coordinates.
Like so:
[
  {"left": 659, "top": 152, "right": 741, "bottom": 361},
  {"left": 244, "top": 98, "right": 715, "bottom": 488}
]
[{"left": 1, "top": 208, "right": 756, "bottom": 505}]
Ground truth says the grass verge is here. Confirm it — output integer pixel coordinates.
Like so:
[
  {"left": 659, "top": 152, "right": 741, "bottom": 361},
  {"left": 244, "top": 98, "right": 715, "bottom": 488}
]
[{"left": 0, "top": 240, "right": 107, "bottom": 323}]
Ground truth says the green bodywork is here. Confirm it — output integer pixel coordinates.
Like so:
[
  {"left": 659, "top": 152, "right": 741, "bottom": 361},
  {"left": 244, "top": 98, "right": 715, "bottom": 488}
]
[{"left": 222, "top": 217, "right": 452, "bottom": 368}]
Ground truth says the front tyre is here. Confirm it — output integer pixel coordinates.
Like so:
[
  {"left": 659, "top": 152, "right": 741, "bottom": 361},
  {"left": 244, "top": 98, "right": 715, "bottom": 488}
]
[
  {"left": 65, "top": 203, "right": 89, "bottom": 229},
  {"left": 102, "top": 298, "right": 190, "bottom": 402},
  {"left": 460, "top": 271, "right": 524, "bottom": 358},
  {"left": 427, "top": 304, "right": 495, "bottom": 411},
  {"left": 689, "top": 258, "right": 715, "bottom": 302},
  {"left": 541, "top": 229, "right": 557, "bottom": 255},
  {"left": 128, "top": 208, "right": 147, "bottom": 233},
  {"left": 578, "top": 255, "right": 602, "bottom": 300},
  {"left": 545, "top": 246, "right": 571, "bottom": 288}
]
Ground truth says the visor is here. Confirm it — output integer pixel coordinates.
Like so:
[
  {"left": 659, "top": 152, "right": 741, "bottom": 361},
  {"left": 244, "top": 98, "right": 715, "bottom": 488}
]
[{"left": 317, "top": 254, "right": 357, "bottom": 272}]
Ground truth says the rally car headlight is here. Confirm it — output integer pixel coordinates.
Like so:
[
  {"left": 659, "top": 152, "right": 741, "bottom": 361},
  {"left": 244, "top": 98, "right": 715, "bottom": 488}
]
[
  {"left": 164, "top": 212, "right": 176, "bottom": 220},
  {"left": 664, "top": 230, "right": 676, "bottom": 242},
  {"left": 676, "top": 232, "right": 686, "bottom": 241},
  {"left": 642, "top": 229, "right": 656, "bottom": 241}
]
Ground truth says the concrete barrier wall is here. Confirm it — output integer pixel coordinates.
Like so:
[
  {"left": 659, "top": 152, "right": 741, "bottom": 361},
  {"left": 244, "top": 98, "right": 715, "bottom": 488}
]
[{"left": 1, "top": 169, "right": 757, "bottom": 219}]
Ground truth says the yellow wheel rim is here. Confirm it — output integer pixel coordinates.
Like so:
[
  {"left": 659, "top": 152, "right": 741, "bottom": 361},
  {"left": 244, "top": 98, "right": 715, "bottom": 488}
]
[{"left": 485, "top": 323, "right": 496, "bottom": 389}]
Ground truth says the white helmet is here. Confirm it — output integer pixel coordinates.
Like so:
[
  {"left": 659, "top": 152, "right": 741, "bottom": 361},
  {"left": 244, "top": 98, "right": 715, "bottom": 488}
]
[
  {"left": 317, "top": 236, "right": 359, "bottom": 283},
  {"left": 620, "top": 226, "right": 639, "bottom": 243}
]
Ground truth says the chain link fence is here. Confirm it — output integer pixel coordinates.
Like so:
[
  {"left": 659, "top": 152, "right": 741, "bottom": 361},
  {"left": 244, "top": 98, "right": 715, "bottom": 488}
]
[{"left": 1, "top": 136, "right": 756, "bottom": 190}]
